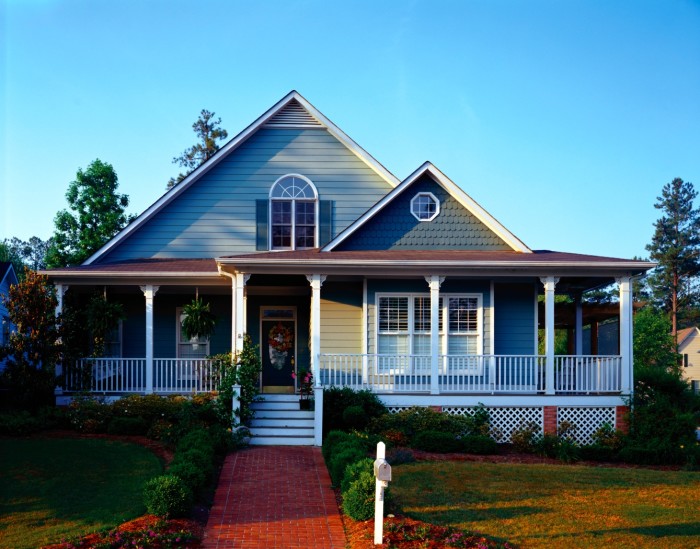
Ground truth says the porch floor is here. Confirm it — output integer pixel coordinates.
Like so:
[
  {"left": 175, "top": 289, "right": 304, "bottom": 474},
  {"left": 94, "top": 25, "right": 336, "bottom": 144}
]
[{"left": 202, "top": 446, "right": 346, "bottom": 548}]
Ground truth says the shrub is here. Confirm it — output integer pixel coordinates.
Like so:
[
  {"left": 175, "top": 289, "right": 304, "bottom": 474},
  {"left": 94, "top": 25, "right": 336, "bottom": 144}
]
[
  {"left": 322, "top": 430, "right": 354, "bottom": 462},
  {"left": 510, "top": 421, "right": 541, "bottom": 453},
  {"left": 341, "top": 457, "right": 374, "bottom": 493},
  {"left": 579, "top": 444, "right": 619, "bottom": 462},
  {"left": 591, "top": 422, "right": 625, "bottom": 450},
  {"left": 176, "top": 448, "right": 215, "bottom": 476},
  {"left": 68, "top": 395, "right": 112, "bottom": 433},
  {"left": 107, "top": 416, "right": 148, "bottom": 436},
  {"left": 143, "top": 475, "right": 192, "bottom": 518},
  {"left": 0, "top": 410, "right": 43, "bottom": 435},
  {"left": 368, "top": 406, "right": 470, "bottom": 440},
  {"left": 342, "top": 470, "right": 377, "bottom": 521},
  {"left": 329, "top": 444, "right": 367, "bottom": 487},
  {"left": 460, "top": 434, "right": 498, "bottom": 455},
  {"left": 343, "top": 405, "right": 369, "bottom": 431},
  {"left": 412, "top": 430, "right": 461, "bottom": 453},
  {"left": 110, "top": 394, "right": 183, "bottom": 425},
  {"left": 168, "top": 460, "right": 207, "bottom": 493},
  {"left": 380, "top": 428, "right": 409, "bottom": 448},
  {"left": 323, "top": 387, "right": 387, "bottom": 434}
]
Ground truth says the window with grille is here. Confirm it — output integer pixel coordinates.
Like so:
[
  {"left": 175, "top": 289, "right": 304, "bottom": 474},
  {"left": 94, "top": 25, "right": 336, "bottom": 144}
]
[
  {"left": 377, "top": 294, "right": 481, "bottom": 360},
  {"left": 270, "top": 175, "right": 318, "bottom": 250}
]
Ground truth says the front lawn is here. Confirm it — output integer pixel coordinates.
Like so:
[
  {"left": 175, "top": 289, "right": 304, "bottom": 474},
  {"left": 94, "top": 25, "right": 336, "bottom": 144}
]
[
  {"left": 392, "top": 461, "right": 700, "bottom": 548},
  {"left": 0, "top": 437, "right": 162, "bottom": 549}
]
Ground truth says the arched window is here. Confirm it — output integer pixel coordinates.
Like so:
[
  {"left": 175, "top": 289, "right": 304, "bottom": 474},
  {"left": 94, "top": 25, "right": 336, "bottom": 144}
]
[{"left": 269, "top": 174, "right": 318, "bottom": 250}]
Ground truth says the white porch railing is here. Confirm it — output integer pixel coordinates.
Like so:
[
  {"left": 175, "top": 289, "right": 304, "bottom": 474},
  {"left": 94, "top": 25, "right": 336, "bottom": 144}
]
[
  {"left": 62, "top": 358, "right": 219, "bottom": 394},
  {"left": 319, "top": 354, "right": 621, "bottom": 395}
]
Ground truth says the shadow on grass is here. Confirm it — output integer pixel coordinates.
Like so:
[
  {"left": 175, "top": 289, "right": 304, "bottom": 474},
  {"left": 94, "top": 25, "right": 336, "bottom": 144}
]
[{"left": 412, "top": 505, "right": 547, "bottom": 523}]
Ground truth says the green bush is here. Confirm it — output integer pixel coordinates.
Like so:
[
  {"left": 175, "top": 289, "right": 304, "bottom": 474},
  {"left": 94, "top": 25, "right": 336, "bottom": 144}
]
[
  {"left": 368, "top": 406, "right": 469, "bottom": 440},
  {"left": 323, "top": 387, "right": 387, "bottom": 434},
  {"left": 329, "top": 444, "right": 367, "bottom": 487},
  {"left": 143, "top": 475, "right": 192, "bottom": 518},
  {"left": 68, "top": 395, "right": 112, "bottom": 433},
  {"left": 412, "top": 430, "right": 461, "bottom": 453},
  {"left": 176, "top": 448, "right": 215, "bottom": 475},
  {"left": 510, "top": 421, "right": 541, "bottom": 453},
  {"left": 168, "top": 460, "right": 207, "bottom": 493},
  {"left": 342, "top": 470, "right": 377, "bottom": 521},
  {"left": 460, "top": 434, "right": 498, "bottom": 455},
  {"left": 0, "top": 410, "right": 43, "bottom": 435},
  {"left": 386, "top": 447, "right": 416, "bottom": 465},
  {"left": 342, "top": 405, "right": 368, "bottom": 431},
  {"left": 111, "top": 394, "right": 183, "bottom": 424},
  {"left": 107, "top": 416, "right": 148, "bottom": 436},
  {"left": 341, "top": 457, "right": 374, "bottom": 493},
  {"left": 322, "top": 430, "right": 354, "bottom": 462}
]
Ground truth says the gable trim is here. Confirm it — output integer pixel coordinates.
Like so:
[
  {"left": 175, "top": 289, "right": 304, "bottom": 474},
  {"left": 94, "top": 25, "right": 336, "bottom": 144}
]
[
  {"left": 323, "top": 162, "right": 532, "bottom": 253},
  {"left": 83, "top": 90, "right": 400, "bottom": 265},
  {"left": 0, "top": 264, "right": 18, "bottom": 288},
  {"left": 678, "top": 327, "right": 700, "bottom": 348}
]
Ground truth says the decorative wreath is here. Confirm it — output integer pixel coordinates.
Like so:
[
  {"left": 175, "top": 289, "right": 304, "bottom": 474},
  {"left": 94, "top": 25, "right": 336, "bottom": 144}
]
[{"left": 268, "top": 322, "right": 293, "bottom": 353}]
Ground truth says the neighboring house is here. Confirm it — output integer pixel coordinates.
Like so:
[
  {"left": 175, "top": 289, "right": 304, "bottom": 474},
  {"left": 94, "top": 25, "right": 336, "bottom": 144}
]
[
  {"left": 678, "top": 327, "right": 700, "bottom": 394},
  {"left": 44, "top": 91, "right": 654, "bottom": 445},
  {"left": 0, "top": 262, "right": 19, "bottom": 372}
]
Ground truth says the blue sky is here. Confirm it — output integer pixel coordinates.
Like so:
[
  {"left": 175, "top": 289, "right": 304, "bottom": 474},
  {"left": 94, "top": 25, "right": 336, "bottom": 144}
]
[{"left": 1, "top": 0, "right": 699, "bottom": 259}]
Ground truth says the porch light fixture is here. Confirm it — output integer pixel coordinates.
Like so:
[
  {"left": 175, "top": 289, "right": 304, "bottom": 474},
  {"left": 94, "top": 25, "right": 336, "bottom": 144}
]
[{"left": 410, "top": 192, "right": 440, "bottom": 221}]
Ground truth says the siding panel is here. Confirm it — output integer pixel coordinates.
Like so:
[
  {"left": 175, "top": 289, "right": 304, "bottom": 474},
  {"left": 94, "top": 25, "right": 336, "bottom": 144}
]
[{"left": 494, "top": 283, "right": 536, "bottom": 355}]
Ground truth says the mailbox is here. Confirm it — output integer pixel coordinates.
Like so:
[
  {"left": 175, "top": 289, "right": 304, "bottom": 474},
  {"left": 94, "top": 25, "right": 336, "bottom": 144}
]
[{"left": 374, "top": 458, "right": 392, "bottom": 483}]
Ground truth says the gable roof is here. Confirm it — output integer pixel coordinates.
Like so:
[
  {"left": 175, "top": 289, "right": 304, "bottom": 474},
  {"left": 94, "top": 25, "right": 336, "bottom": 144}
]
[
  {"left": 0, "top": 262, "right": 18, "bottom": 288},
  {"left": 83, "top": 91, "right": 400, "bottom": 266},
  {"left": 678, "top": 327, "right": 700, "bottom": 348},
  {"left": 323, "top": 162, "right": 532, "bottom": 253}
]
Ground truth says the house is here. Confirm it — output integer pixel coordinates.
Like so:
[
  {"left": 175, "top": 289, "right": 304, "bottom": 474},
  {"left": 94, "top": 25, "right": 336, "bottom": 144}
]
[
  {"left": 0, "top": 262, "right": 19, "bottom": 371},
  {"left": 44, "top": 91, "right": 654, "bottom": 445},
  {"left": 678, "top": 327, "right": 700, "bottom": 394}
]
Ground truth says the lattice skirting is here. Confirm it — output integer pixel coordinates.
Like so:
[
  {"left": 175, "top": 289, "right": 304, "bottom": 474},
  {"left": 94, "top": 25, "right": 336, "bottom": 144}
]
[
  {"left": 557, "top": 406, "right": 616, "bottom": 445},
  {"left": 440, "top": 405, "right": 617, "bottom": 444}
]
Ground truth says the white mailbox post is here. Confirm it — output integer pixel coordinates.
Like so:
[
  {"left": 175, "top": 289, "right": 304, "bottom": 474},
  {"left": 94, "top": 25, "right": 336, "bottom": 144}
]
[{"left": 374, "top": 441, "right": 392, "bottom": 545}]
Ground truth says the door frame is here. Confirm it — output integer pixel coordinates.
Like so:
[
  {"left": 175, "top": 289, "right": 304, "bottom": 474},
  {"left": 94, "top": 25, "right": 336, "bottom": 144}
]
[{"left": 259, "top": 306, "right": 298, "bottom": 393}]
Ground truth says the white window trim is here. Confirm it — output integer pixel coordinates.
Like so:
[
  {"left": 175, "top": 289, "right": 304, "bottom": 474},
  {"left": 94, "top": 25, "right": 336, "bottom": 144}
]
[
  {"left": 269, "top": 174, "right": 319, "bottom": 251},
  {"left": 375, "top": 293, "right": 483, "bottom": 373},
  {"left": 103, "top": 319, "right": 123, "bottom": 358},
  {"left": 410, "top": 192, "right": 440, "bottom": 222},
  {"left": 176, "top": 307, "right": 211, "bottom": 359}
]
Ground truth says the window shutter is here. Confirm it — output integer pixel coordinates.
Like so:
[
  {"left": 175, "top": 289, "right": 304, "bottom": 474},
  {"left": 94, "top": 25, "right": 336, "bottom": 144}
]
[
  {"left": 256, "top": 199, "right": 268, "bottom": 251},
  {"left": 319, "top": 200, "right": 333, "bottom": 247}
]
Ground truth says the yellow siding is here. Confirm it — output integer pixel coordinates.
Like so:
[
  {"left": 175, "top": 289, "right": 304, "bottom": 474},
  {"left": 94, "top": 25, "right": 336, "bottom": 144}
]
[{"left": 320, "top": 298, "right": 362, "bottom": 354}]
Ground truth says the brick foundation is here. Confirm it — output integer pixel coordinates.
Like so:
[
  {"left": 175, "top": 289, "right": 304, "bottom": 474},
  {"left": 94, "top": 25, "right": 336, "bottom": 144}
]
[
  {"left": 543, "top": 406, "right": 558, "bottom": 435},
  {"left": 615, "top": 405, "right": 630, "bottom": 434}
]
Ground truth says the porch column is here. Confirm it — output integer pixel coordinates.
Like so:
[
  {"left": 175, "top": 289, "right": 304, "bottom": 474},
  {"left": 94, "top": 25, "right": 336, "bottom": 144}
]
[
  {"left": 540, "top": 277, "right": 559, "bottom": 395},
  {"left": 618, "top": 277, "right": 633, "bottom": 394},
  {"left": 426, "top": 275, "right": 445, "bottom": 395},
  {"left": 307, "top": 274, "right": 326, "bottom": 388},
  {"left": 54, "top": 285, "right": 68, "bottom": 380},
  {"left": 234, "top": 273, "right": 250, "bottom": 355},
  {"left": 574, "top": 293, "right": 583, "bottom": 355},
  {"left": 140, "top": 285, "right": 159, "bottom": 394}
]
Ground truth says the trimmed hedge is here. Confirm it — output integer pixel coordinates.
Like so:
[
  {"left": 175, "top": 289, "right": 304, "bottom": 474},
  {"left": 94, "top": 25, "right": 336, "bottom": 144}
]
[
  {"left": 412, "top": 430, "right": 461, "bottom": 453},
  {"left": 143, "top": 475, "right": 192, "bottom": 518}
]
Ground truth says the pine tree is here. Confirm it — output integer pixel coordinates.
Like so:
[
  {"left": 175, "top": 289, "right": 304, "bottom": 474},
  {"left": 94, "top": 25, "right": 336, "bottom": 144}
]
[
  {"left": 645, "top": 178, "right": 700, "bottom": 339},
  {"left": 166, "top": 109, "right": 228, "bottom": 189}
]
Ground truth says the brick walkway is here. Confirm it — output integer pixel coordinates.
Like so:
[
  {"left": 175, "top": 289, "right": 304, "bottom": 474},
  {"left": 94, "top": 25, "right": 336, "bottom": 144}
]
[{"left": 202, "top": 446, "right": 347, "bottom": 548}]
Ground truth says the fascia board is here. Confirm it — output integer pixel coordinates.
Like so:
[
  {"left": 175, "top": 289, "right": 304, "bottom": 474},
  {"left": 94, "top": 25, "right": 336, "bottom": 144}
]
[
  {"left": 85, "top": 91, "right": 399, "bottom": 265},
  {"left": 678, "top": 327, "right": 700, "bottom": 348},
  {"left": 0, "top": 264, "right": 18, "bottom": 288},
  {"left": 324, "top": 161, "right": 532, "bottom": 253}
]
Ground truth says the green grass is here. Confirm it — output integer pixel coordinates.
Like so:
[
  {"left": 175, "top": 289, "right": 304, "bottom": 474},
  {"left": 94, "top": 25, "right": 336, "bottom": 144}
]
[
  {"left": 391, "top": 461, "right": 700, "bottom": 548},
  {"left": 0, "top": 437, "right": 163, "bottom": 549}
]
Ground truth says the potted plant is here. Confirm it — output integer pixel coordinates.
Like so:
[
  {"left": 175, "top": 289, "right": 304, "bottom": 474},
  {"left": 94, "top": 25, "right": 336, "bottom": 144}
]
[
  {"left": 292, "top": 367, "right": 313, "bottom": 410},
  {"left": 181, "top": 297, "right": 217, "bottom": 341}
]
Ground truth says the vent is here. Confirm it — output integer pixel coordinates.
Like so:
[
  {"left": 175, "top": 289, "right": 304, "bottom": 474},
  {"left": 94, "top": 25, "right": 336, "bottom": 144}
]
[{"left": 264, "top": 99, "right": 323, "bottom": 128}]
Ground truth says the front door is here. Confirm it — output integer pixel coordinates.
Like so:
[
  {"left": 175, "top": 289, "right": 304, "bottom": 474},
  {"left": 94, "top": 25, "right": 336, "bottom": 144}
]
[{"left": 260, "top": 307, "right": 296, "bottom": 394}]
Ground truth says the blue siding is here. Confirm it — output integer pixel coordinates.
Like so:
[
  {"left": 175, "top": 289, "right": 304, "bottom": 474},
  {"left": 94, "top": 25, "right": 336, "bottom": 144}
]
[
  {"left": 494, "top": 283, "right": 536, "bottom": 355},
  {"left": 337, "top": 174, "right": 511, "bottom": 251},
  {"left": 102, "top": 128, "right": 393, "bottom": 262}
]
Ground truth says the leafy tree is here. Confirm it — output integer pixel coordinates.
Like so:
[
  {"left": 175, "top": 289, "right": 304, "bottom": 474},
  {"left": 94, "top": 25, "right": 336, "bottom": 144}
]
[
  {"left": 45, "top": 159, "right": 135, "bottom": 268},
  {"left": 0, "top": 269, "right": 59, "bottom": 409},
  {"left": 0, "top": 241, "right": 25, "bottom": 280},
  {"left": 645, "top": 177, "right": 700, "bottom": 338},
  {"left": 166, "top": 109, "right": 228, "bottom": 189},
  {"left": 633, "top": 306, "right": 679, "bottom": 373},
  {"left": 1, "top": 236, "right": 53, "bottom": 274}
]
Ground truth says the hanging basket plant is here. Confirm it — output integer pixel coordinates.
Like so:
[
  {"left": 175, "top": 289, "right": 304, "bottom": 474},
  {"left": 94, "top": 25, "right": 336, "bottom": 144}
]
[
  {"left": 87, "top": 293, "right": 126, "bottom": 357},
  {"left": 181, "top": 297, "right": 217, "bottom": 340}
]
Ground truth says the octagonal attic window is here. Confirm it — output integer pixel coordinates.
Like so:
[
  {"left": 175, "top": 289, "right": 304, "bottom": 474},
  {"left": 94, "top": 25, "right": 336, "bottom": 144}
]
[{"left": 410, "top": 192, "right": 440, "bottom": 221}]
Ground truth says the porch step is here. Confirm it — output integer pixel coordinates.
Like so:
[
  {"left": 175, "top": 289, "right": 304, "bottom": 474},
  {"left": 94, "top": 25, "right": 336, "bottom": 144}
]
[{"left": 248, "top": 395, "right": 315, "bottom": 446}]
